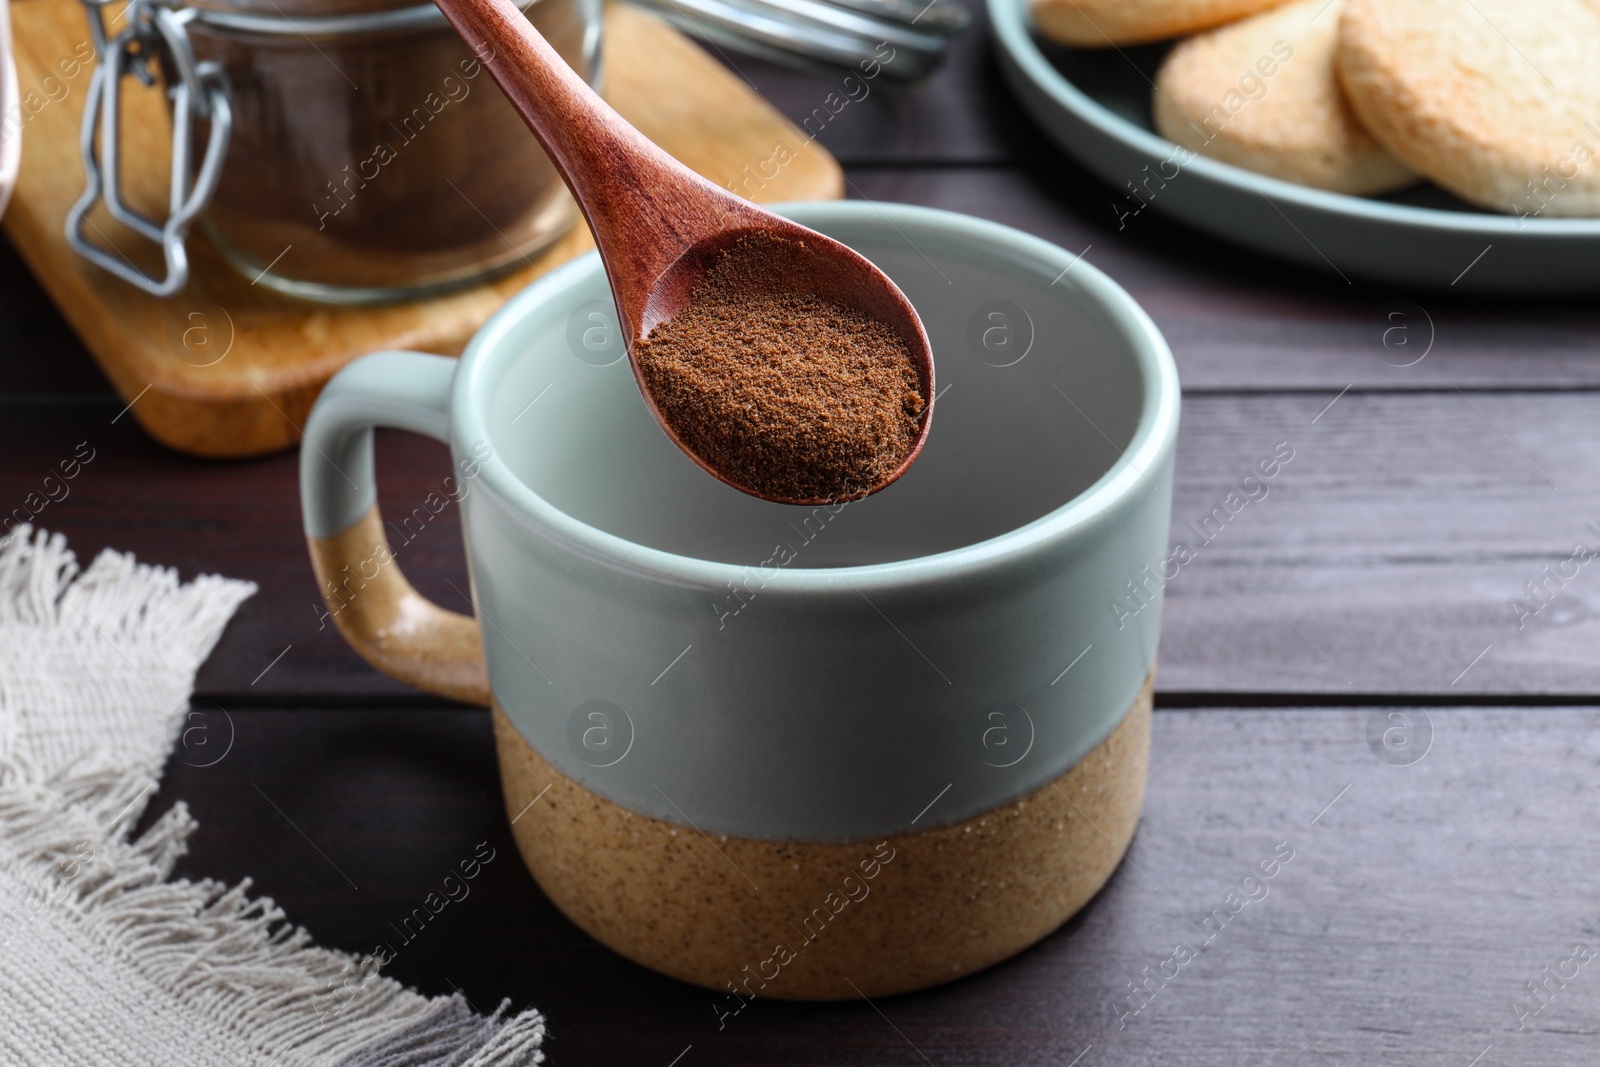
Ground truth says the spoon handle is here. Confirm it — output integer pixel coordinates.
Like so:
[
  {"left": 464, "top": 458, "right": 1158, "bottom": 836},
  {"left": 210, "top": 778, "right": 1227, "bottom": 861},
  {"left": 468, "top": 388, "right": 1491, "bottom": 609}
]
[{"left": 432, "top": 0, "right": 761, "bottom": 336}]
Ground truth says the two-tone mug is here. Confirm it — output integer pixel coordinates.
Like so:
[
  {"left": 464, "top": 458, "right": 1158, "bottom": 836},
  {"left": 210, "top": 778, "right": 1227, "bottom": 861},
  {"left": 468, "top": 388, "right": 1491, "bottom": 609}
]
[{"left": 300, "top": 200, "right": 1179, "bottom": 999}]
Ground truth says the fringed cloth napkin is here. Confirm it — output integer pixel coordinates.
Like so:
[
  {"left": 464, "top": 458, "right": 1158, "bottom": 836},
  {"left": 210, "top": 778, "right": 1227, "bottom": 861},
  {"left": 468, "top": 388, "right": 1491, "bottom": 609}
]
[{"left": 0, "top": 527, "right": 545, "bottom": 1065}]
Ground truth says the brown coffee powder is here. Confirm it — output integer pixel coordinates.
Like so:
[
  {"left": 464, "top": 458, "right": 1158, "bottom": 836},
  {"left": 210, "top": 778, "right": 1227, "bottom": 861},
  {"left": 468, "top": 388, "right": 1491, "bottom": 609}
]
[{"left": 635, "top": 236, "right": 925, "bottom": 503}]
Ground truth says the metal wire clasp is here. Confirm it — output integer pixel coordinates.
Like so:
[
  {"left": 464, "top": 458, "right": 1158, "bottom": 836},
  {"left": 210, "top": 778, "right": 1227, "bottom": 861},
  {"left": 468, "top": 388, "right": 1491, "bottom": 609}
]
[{"left": 67, "top": 0, "right": 231, "bottom": 297}]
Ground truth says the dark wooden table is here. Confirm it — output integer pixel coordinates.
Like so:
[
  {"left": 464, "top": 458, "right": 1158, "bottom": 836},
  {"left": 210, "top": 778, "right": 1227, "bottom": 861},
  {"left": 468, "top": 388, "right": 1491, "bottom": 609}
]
[{"left": 6, "top": 3, "right": 1600, "bottom": 1062}]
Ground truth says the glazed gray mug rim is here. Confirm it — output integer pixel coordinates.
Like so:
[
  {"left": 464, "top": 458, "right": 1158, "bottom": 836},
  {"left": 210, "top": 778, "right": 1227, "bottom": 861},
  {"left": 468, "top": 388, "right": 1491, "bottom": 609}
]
[{"left": 454, "top": 201, "right": 1180, "bottom": 592}]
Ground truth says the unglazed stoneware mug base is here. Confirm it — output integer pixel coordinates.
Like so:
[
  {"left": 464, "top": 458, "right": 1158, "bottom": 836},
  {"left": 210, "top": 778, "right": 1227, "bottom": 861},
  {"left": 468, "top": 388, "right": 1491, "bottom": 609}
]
[
  {"left": 494, "top": 676, "right": 1151, "bottom": 1000},
  {"left": 300, "top": 201, "right": 1180, "bottom": 1001}
]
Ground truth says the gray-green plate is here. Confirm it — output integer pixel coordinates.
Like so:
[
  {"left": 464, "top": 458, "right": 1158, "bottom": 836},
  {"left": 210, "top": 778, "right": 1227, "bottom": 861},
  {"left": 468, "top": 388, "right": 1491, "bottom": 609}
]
[{"left": 988, "top": 0, "right": 1600, "bottom": 295}]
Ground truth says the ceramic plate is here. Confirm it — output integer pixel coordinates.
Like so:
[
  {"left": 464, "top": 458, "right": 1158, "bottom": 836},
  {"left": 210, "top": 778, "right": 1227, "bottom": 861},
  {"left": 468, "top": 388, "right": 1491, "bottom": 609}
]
[{"left": 988, "top": 0, "right": 1600, "bottom": 295}]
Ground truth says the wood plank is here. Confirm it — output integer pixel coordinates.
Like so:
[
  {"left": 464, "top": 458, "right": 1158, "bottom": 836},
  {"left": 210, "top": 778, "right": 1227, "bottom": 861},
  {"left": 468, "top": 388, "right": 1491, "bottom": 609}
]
[
  {"left": 1161, "top": 391, "right": 1600, "bottom": 696},
  {"left": 141, "top": 703, "right": 1600, "bottom": 1065},
  {"left": 6, "top": 388, "right": 1600, "bottom": 699},
  {"left": 2, "top": 0, "right": 841, "bottom": 457},
  {"left": 0, "top": 240, "right": 110, "bottom": 396}
]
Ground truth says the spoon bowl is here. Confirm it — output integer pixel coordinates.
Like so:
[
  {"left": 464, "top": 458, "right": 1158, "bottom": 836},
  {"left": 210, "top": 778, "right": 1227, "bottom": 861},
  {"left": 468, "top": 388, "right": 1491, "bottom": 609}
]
[
  {"left": 433, "top": 0, "right": 934, "bottom": 503},
  {"left": 637, "top": 221, "right": 934, "bottom": 504}
]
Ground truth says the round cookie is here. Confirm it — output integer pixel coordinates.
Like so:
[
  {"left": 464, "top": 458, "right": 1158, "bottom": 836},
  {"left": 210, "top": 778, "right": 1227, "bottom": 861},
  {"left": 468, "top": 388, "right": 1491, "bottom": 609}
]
[
  {"left": 1153, "top": 0, "right": 1415, "bottom": 194},
  {"left": 1337, "top": 0, "right": 1600, "bottom": 217},
  {"left": 1033, "top": 0, "right": 1292, "bottom": 47}
]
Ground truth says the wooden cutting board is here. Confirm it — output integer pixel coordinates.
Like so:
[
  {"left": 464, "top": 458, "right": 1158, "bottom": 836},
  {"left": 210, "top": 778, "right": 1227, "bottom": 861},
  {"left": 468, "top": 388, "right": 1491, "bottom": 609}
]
[{"left": 3, "top": 0, "right": 841, "bottom": 457}]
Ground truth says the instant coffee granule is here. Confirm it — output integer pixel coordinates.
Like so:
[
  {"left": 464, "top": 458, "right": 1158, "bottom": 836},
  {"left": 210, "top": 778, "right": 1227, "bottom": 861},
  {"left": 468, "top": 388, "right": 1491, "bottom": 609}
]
[{"left": 635, "top": 236, "right": 925, "bottom": 503}]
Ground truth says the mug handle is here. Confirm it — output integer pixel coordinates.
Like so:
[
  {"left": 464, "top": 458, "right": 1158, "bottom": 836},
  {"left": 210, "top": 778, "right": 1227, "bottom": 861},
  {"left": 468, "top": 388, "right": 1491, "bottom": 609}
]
[{"left": 300, "top": 351, "right": 491, "bottom": 706}]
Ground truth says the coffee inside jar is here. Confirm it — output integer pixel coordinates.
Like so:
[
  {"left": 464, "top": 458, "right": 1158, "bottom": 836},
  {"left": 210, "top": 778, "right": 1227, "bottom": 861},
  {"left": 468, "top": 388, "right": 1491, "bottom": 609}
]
[{"left": 181, "top": 0, "right": 598, "bottom": 301}]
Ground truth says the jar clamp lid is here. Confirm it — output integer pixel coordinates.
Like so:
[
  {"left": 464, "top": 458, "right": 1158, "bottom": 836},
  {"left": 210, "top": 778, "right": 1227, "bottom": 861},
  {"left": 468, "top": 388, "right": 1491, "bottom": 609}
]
[
  {"left": 68, "top": 0, "right": 231, "bottom": 297},
  {"left": 66, "top": 0, "right": 538, "bottom": 298}
]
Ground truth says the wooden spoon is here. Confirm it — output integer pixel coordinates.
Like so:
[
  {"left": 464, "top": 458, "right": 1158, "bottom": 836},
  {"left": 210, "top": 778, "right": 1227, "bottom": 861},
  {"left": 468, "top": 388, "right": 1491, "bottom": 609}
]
[{"left": 433, "top": 0, "right": 934, "bottom": 505}]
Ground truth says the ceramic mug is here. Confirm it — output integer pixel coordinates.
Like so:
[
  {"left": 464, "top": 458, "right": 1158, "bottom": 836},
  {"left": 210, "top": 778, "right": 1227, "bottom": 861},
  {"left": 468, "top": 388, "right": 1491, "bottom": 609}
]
[{"left": 300, "top": 201, "right": 1179, "bottom": 1000}]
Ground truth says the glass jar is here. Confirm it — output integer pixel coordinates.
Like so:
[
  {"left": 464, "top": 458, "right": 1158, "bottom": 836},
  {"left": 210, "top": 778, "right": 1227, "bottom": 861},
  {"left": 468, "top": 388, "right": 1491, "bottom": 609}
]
[{"left": 71, "top": 0, "right": 600, "bottom": 302}]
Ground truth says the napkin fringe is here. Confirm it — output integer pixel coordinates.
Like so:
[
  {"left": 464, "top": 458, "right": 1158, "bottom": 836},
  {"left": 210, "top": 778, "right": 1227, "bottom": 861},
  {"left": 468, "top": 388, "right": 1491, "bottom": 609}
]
[
  {"left": 0, "top": 738, "right": 544, "bottom": 1066},
  {"left": 0, "top": 524, "right": 252, "bottom": 663},
  {"left": 0, "top": 527, "right": 545, "bottom": 1066}
]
